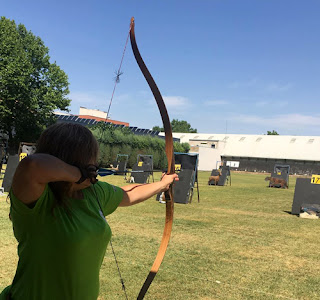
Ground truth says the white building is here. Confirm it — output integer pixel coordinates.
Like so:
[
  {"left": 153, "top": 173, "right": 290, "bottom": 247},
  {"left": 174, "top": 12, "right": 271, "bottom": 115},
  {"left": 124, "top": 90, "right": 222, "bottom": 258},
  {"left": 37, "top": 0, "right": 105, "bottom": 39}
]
[{"left": 159, "top": 132, "right": 320, "bottom": 174}]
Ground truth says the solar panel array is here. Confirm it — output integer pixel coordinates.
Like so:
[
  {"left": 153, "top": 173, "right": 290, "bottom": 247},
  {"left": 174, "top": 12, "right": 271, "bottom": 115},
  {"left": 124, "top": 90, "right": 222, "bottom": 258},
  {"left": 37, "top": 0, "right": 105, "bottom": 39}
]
[{"left": 55, "top": 114, "right": 161, "bottom": 137}]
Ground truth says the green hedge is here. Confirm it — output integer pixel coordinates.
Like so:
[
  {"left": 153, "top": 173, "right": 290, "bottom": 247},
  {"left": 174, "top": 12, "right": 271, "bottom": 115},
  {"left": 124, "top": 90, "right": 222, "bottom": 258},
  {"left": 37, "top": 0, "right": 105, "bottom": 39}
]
[{"left": 90, "top": 123, "right": 190, "bottom": 169}]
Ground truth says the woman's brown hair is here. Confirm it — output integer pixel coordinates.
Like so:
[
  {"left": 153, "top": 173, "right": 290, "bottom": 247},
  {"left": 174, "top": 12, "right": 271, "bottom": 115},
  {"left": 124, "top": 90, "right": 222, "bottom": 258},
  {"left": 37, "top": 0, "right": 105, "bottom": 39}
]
[{"left": 35, "top": 122, "right": 99, "bottom": 210}]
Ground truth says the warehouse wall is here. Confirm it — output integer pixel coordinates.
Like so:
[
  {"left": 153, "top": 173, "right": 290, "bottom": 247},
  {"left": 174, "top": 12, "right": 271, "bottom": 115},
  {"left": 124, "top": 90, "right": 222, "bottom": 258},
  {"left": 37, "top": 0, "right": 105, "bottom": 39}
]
[{"left": 222, "top": 156, "right": 320, "bottom": 175}]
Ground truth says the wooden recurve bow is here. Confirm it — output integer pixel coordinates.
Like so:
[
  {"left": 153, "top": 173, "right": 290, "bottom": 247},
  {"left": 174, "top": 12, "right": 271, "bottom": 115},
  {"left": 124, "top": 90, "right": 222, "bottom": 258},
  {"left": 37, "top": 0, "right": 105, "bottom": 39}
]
[{"left": 129, "top": 17, "right": 175, "bottom": 300}]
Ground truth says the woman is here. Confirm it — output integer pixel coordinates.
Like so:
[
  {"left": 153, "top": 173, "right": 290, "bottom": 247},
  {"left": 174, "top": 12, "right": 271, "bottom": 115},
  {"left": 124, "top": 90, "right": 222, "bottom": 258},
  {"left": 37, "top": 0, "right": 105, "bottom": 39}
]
[{"left": 0, "top": 123, "right": 178, "bottom": 300}]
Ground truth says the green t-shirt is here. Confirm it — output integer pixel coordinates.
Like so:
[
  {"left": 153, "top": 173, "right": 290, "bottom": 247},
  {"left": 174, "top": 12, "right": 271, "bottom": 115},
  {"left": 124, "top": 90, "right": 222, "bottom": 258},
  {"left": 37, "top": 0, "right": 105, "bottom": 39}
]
[{"left": 0, "top": 181, "right": 123, "bottom": 300}]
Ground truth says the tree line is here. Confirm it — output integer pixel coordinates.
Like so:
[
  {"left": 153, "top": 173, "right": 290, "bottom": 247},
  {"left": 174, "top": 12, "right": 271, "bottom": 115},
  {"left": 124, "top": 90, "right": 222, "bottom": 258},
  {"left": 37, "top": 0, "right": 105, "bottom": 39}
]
[{"left": 91, "top": 123, "right": 190, "bottom": 169}]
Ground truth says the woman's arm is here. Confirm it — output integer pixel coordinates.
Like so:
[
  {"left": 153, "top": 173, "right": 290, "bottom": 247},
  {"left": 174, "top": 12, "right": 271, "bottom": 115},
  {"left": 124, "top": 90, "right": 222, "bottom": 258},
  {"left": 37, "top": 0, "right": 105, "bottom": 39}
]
[
  {"left": 12, "top": 153, "right": 82, "bottom": 204},
  {"left": 119, "top": 173, "right": 178, "bottom": 207}
]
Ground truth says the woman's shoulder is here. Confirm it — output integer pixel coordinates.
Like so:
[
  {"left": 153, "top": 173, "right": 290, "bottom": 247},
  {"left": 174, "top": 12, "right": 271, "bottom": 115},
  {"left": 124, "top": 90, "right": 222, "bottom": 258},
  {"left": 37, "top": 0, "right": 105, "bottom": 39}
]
[
  {"left": 10, "top": 184, "right": 52, "bottom": 215},
  {"left": 93, "top": 181, "right": 120, "bottom": 192},
  {"left": 87, "top": 181, "right": 123, "bottom": 215}
]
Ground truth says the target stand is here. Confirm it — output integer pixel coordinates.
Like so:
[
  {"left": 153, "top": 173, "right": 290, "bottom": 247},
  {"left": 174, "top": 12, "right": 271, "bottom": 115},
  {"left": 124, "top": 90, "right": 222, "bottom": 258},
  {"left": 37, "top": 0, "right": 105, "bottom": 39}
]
[
  {"left": 292, "top": 175, "right": 320, "bottom": 215},
  {"left": 2, "top": 142, "right": 36, "bottom": 192},
  {"left": 171, "top": 152, "right": 199, "bottom": 204},
  {"left": 111, "top": 154, "right": 128, "bottom": 176},
  {"left": 266, "top": 164, "right": 290, "bottom": 188},
  {"left": 130, "top": 154, "right": 154, "bottom": 184},
  {"left": 209, "top": 162, "right": 231, "bottom": 186}
]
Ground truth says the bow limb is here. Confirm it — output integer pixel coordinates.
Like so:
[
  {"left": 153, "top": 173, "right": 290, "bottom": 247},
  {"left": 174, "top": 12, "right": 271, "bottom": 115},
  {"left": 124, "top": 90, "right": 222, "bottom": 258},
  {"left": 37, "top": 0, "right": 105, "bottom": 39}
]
[{"left": 129, "top": 17, "right": 175, "bottom": 300}]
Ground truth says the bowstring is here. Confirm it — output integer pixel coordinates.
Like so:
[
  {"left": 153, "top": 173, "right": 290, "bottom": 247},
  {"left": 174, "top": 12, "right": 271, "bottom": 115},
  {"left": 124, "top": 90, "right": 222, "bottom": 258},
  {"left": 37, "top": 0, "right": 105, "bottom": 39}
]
[
  {"left": 99, "top": 23, "right": 131, "bottom": 142},
  {"left": 96, "top": 22, "right": 132, "bottom": 299},
  {"left": 93, "top": 22, "right": 131, "bottom": 300},
  {"left": 105, "top": 24, "right": 132, "bottom": 122},
  {"left": 92, "top": 184, "right": 129, "bottom": 300},
  {"left": 109, "top": 239, "right": 128, "bottom": 300}
]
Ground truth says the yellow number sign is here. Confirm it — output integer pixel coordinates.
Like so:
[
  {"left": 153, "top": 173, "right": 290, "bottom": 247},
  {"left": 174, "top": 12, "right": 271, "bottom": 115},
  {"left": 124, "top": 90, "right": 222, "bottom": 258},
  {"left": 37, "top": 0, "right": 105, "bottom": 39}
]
[
  {"left": 19, "top": 153, "right": 27, "bottom": 161},
  {"left": 138, "top": 161, "right": 143, "bottom": 167},
  {"left": 311, "top": 175, "right": 320, "bottom": 184},
  {"left": 175, "top": 164, "right": 181, "bottom": 172},
  {"left": 277, "top": 172, "right": 281, "bottom": 175}
]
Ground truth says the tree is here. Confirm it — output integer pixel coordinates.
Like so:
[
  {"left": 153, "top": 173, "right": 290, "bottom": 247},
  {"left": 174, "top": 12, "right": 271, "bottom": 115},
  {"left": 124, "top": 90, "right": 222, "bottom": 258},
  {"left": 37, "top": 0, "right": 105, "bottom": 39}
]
[
  {"left": 152, "top": 119, "right": 197, "bottom": 133},
  {"left": 152, "top": 126, "right": 162, "bottom": 132},
  {"left": 267, "top": 130, "right": 279, "bottom": 135},
  {"left": 0, "top": 17, "right": 70, "bottom": 150}
]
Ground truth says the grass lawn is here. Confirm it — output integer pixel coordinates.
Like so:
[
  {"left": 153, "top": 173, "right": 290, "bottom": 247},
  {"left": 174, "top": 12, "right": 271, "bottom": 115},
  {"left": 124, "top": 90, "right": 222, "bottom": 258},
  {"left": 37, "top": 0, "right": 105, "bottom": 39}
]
[{"left": 1, "top": 171, "right": 320, "bottom": 299}]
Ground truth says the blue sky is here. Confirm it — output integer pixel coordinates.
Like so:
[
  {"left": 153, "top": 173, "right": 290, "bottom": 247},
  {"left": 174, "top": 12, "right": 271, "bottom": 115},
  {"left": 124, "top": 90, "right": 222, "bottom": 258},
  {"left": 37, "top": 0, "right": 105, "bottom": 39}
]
[{"left": 2, "top": 0, "right": 320, "bottom": 136}]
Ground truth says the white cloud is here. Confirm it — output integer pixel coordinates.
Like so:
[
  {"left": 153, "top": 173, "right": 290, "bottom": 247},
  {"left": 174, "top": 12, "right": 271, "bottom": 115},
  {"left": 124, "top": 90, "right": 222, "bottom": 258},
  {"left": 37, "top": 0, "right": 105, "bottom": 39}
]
[
  {"left": 204, "top": 100, "right": 229, "bottom": 106},
  {"left": 163, "top": 96, "right": 190, "bottom": 108},
  {"left": 137, "top": 90, "right": 150, "bottom": 97},
  {"left": 255, "top": 100, "right": 288, "bottom": 107},
  {"left": 255, "top": 101, "right": 268, "bottom": 107},
  {"left": 67, "top": 92, "right": 108, "bottom": 115},
  {"left": 69, "top": 92, "right": 100, "bottom": 104},
  {"left": 142, "top": 93, "right": 190, "bottom": 109},
  {"left": 279, "top": 114, "right": 320, "bottom": 126},
  {"left": 228, "top": 79, "right": 293, "bottom": 93},
  {"left": 113, "top": 93, "right": 131, "bottom": 103},
  {"left": 277, "top": 101, "right": 289, "bottom": 108},
  {"left": 68, "top": 92, "right": 110, "bottom": 108},
  {"left": 233, "top": 113, "right": 320, "bottom": 128},
  {"left": 68, "top": 91, "right": 133, "bottom": 112},
  {"left": 228, "top": 78, "right": 258, "bottom": 89},
  {"left": 266, "top": 83, "right": 293, "bottom": 92}
]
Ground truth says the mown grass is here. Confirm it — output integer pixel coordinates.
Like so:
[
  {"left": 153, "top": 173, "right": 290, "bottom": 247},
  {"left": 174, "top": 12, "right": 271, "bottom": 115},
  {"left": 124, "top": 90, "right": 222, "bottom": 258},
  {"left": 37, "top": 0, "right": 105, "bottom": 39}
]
[{"left": 1, "top": 171, "right": 320, "bottom": 299}]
